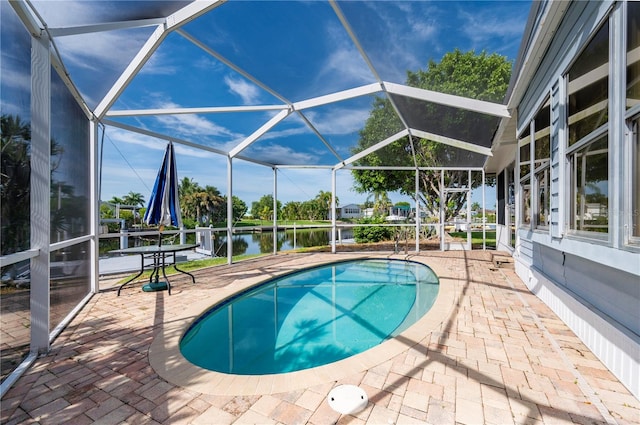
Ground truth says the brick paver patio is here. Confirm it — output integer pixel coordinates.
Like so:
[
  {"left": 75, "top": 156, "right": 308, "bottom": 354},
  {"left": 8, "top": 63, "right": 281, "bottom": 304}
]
[{"left": 1, "top": 251, "right": 638, "bottom": 424}]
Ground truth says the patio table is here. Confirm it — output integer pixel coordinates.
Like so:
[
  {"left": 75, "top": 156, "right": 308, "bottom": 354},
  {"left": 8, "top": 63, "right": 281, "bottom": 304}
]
[{"left": 110, "top": 243, "right": 198, "bottom": 296}]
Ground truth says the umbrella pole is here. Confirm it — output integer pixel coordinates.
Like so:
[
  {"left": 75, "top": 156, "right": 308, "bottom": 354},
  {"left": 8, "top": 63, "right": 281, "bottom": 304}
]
[
  {"left": 156, "top": 225, "right": 163, "bottom": 283},
  {"left": 158, "top": 224, "right": 164, "bottom": 247}
]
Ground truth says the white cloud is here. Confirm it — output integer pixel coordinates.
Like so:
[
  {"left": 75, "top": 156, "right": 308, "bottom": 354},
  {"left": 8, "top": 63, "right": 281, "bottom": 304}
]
[
  {"left": 0, "top": 66, "right": 30, "bottom": 92},
  {"left": 104, "top": 126, "right": 215, "bottom": 159},
  {"left": 306, "top": 107, "right": 369, "bottom": 135},
  {"left": 246, "top": 143, "right": 316, "bottom": 165},
  {"left": 259, "top": 125, "right": 309, "bottom": 141},
  {"left": 55, "top": 30, "right": 151, "bottom": 74},
  {"left": 314, "top": 23, "right": 375, "bottom": 92},
  {"left": 148, "top": 100, "right": 243, "bottom": 140},
  {"left": 459, "top": 6, "right": 528, "bottom": 53},
  {"left": 224, "top": 75, "right": 262, "bottom": 104}
]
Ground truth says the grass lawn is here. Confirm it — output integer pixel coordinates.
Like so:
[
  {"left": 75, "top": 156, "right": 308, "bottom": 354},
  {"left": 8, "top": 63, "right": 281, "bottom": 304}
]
[{"left": 449, "top": 231, "right": 496, "bottom": 247}]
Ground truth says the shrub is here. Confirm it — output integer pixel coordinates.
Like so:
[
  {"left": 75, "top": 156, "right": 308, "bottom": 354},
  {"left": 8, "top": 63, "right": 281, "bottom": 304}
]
[{"left": 353, "top": 217, "right": 392, "bottom": 243}]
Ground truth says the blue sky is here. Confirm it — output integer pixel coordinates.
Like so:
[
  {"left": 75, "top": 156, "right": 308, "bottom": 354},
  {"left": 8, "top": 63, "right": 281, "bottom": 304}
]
[{"left": 9, "top": 0, "right": 532, "bottom": 209}]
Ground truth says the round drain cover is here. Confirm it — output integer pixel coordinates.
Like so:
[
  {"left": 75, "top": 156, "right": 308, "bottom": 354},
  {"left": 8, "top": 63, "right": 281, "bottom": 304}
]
[{"left": 327, "top": 385, "right": 368, "bottom": 414}]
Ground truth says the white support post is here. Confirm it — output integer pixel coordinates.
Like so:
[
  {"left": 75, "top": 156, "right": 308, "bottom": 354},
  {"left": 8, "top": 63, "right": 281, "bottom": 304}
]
[
  {"left": 273, "top": 168, "right": 278, "bottom": 255},
  {"left": 415, "top": 169, "right": 420, "bottom": 253},
  {"left": 227, "top": 156, "right": 233, "bottom": 264},
  {"left": 610, "top": 4, "right": 625, "bottom": 248},
  {"left": 90, "top": 119, "right": 99, "bottom": 293},
  {"left": 30, "top": 33, "right": 51, "bottom": 353},
  {"left": 440, "top": 170, "right": 445, "bottom": 251},
  {"left": 331, "top": 169, "right": 337, "bottom": 254},
  {"left": 467, "top": 170, "right": 472, "bottom": 249},
  {"left": 482, "top": 170, "right": 486, "bottom": 251},
  {"left": 557, "top": 75, "right": 567, "bottom": 239}
]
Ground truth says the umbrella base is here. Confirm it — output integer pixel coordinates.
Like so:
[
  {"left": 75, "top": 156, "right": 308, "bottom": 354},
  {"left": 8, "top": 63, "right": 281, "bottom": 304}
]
[{"left": 142, "top": 281, "right": 168, "bottom": 292}]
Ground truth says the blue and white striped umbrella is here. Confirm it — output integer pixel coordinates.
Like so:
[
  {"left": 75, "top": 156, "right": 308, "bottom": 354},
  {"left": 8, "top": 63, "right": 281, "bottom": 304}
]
[{"left": 143, "top": 142, "right": 182, "bottom": 232}]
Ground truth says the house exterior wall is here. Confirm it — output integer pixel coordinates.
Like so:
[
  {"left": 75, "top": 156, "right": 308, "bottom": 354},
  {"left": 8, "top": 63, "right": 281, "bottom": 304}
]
[
  {"left": 496, "top": 0, "right": 640, "bottom": 399},
  {"left": 339, "top": 204, "right": 362, "bottom": 219}
]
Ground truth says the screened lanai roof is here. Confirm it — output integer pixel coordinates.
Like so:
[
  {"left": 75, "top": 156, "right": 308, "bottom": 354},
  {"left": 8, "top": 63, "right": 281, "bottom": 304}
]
[{"left": 20, "top": 0, "right": 529, "bottom": 170}]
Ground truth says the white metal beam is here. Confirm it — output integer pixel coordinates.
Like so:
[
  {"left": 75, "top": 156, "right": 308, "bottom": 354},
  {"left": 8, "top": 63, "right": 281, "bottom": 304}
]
[
  {"left": 106, "top": 105, "right": 288, "bottom": 117},
  {"left": 48, "top": 18, "right": 166, "bottom": 37},
  {"left": 330, "top": 0, "right": 382, "bottom": 83},
  {"left": 229, "top": 109, "right": 291, "bottom": 158},
  {"left": 294, "top": 83, "right": 382, "bottom": 110},
  {"left": 95, "top": 1, "right": 225, "bottom": 119},
  {"left": 51, "top": 54, "right": 92, "bottom": 119},
  {"left": 226, "top": 156, "right": 233, "bottom": 264},
  {"left": 9, "top": 0, "right": 41, "bottom": 36},
  {"left": 166, "top": 0, "right": 226, "bottom": 30},
  {"left": 90, "top": 119, "right": 99, "bottom": 294},
  {"left": 296, "top": 112, "right": 343, "bottom": 162},
  {"left": 177, "top": 28, "right": 290, "bottom": 106},
  {"left": 101, "top": 119, "right": 277, "bottom": 168},
  {"left": 411, "top": 128, "right": 493, "bottom": 156},
  {"left": 101, "top": 119, "right": 227, "bottom": 156},
  {"left": 30, "top": 33, "right": 51, "bottom": 354},
  {"left": 274, "top": 165, "right": 334, "bottom": 169},
  {"left": 94, "top": 24, "right": 165, "bottom": 119},
  {"left": 335, "top": 129, "right": 409, "bottom": 169},
  {"left": 384, "top": 82, "right": 510, "bottom": 118}
]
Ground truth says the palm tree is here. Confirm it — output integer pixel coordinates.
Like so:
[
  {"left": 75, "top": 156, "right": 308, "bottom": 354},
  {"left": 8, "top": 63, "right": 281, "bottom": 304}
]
[
  {"left": 1, "top": 114, "right": 31, "bottom": 254},
  {"left": 315, "top": 190, "right": 338, "bottom": 220},
  {"left": 366, "top": 190, "right": 391, "bottom": 217},
  {"left": 123, "top": 191, "right": 145, "bottom": 207},
  {"left": 179, "top": 177, "right": 200, "bottom": 197}
]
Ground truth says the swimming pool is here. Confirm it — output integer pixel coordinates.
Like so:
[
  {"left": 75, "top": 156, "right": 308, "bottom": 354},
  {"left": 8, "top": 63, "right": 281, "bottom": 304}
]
[{"left": 180, "top": 258, "right": 439, "bottom": 375}]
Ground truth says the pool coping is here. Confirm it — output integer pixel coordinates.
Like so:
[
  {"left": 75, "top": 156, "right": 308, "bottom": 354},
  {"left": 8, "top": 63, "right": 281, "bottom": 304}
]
[{"left": 148, "top": 254, "right": 457, "bottom": 395}]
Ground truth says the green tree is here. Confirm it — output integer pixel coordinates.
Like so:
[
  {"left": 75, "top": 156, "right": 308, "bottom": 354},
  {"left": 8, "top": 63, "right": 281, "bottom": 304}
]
[
  {"left": 178, "top": 177, "right": 200, "bottom": 198},
  {"left": 123, "top": 191, "right": 145, "bottom": 207},
  {"left": 282, "top": 201, "right": 302, "bottom": 221},
  {"left": 229, "top": 195, "right": 248, "bottom": 223},
  {"left": 251, "top": 194, "right": 281, "bottom": 221},
  {"left": 352, "top": 49, "right": 511, "bottom": 221},
  {"left": 314, "top": 190, "right": 336, "bottom": 220}
]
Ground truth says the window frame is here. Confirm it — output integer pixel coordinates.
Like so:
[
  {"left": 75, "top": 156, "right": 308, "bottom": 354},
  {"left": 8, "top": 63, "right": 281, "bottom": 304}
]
[
  {"left": 533, "top": 95, "right": 551, "bottom": 231},
  {"left": 625, "top": 0, "right": 640, "bottom": 247},
  {"left": 626, "top": 115, "right": 640, "bottom": 245},
  {"left": 517, "top": 127, "right": 532, "bottom": 229},
  {"left": 564, "top": 16, "right": 611, "bottom": 241}
]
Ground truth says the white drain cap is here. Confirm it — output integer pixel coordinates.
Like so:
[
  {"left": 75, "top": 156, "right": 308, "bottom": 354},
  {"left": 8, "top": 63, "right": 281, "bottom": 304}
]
[{"left": 327, "top": 384, "right": 368, "bottom": 414}]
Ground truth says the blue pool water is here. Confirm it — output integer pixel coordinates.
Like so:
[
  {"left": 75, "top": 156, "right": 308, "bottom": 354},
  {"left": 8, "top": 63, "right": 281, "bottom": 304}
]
[{"left": 180, "top": 259, "right": 439, "bottom": 375}]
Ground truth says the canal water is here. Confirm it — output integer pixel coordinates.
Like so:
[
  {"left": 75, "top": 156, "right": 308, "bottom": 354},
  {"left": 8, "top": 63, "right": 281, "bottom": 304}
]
[
  {"left": 100, "top": 228, "right": 354, "bottom": 257},
  {"left": 210, "top": 228, "right": 354, "bottom": 256}
]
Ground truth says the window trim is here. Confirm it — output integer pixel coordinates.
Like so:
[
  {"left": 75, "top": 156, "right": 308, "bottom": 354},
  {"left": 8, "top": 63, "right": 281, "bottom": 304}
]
[
  {"left": 563, "top": 15, "right": 611, "bottom": 242},
  {"left": 566, "top": 133, "right": 610, "bottom": 240},
  {"left": 627, "top": 117, "right": 640, "bottom": 246}
]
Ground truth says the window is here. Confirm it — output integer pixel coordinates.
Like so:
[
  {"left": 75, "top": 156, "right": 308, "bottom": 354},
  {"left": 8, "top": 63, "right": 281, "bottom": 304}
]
[
  {"left": 627, "top": 3, "right": 640, "bottom": 243},
  {"left": 568, "top": 21, "right": 609, "bottom": 145},
  {"left": 534, "top": 97, "right": 551, "bottom": 229},
  {"left": 518, "top": 127, "right": 531, "bottom": 227},
  {"left": 507, "top": 164, "right": 516, "bottom": 247},
  {"left": 569, "top": 135, "right": 609, "bottom": 236},
  {"left": 631, "top": 118, "right": 640, "bottom": 241},
  {"left": 567, "top": 21, "right": 609, "bottom": 238},
  {"left": 627, "top": 1, "right": 639, "bottom": 111}
]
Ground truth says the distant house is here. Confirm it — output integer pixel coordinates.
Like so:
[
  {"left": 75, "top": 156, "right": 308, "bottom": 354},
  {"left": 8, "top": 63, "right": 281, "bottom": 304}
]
[{"left": 338, "top": 204, "right": 362, "bottom": 219}]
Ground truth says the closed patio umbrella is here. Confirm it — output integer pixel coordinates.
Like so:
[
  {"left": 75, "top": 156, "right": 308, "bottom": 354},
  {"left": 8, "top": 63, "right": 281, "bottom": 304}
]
[{"left": 144, "top": 141, "right": 182, "bottom": 246}]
